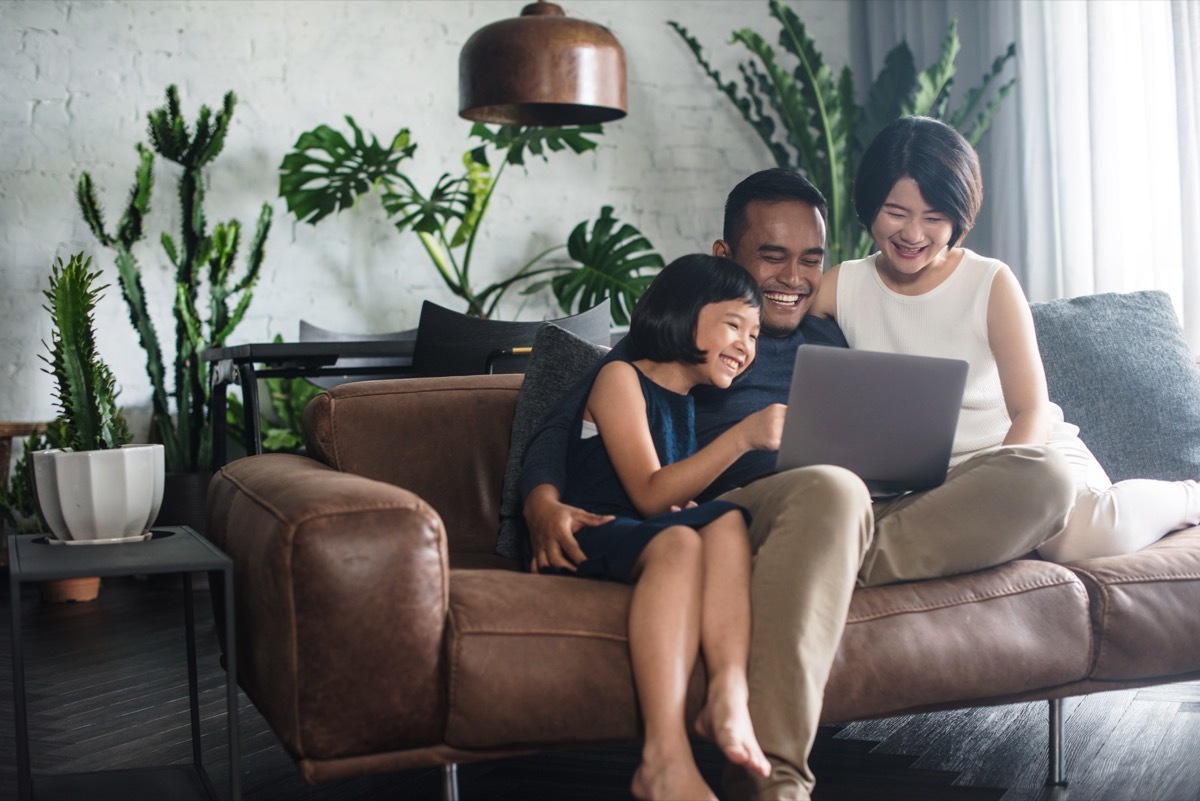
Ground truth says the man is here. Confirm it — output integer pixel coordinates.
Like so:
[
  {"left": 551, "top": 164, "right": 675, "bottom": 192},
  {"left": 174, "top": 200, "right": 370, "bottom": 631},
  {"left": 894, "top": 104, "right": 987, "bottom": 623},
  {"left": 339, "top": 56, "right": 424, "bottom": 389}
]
[{"left": 521, "top": 169, "right": 1074, "bottom": 801}]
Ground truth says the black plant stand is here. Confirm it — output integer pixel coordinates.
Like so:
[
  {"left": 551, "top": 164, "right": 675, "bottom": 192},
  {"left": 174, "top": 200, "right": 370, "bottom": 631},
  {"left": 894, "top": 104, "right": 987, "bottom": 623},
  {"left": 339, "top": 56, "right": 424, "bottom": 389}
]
[{"left": 7, "top": 527, "right": 239, "bottom": 801}]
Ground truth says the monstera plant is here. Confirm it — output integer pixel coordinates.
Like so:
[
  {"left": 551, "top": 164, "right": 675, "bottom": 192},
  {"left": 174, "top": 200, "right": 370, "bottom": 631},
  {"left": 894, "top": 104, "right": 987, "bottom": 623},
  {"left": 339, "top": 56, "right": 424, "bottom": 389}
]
[
  {"left": 671, "top": 0, "right": 1017, "bottom": 266},
  {"left": 279, "top": 118, "right": 661, "bottom": 324}
]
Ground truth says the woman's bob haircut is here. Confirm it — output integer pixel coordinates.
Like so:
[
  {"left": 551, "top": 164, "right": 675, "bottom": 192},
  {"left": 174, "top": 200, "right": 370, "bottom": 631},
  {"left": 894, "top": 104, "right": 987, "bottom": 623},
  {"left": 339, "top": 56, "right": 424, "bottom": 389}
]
[
  {"left": 854, "top": 115, "right": 983, "bottom": 247},
  {"left": 626, "top": 254, "right": 762, "bottom": 365}
]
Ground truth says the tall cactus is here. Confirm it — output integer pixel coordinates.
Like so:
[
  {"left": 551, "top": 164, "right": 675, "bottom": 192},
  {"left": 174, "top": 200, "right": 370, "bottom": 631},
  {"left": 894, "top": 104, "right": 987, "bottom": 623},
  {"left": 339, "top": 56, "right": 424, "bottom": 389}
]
[
  {"left": 41, "top": 254, "right": 132, "bottom": 452},
  {"left": 76, "top": 85, "right": 272, "bottom": 473}
]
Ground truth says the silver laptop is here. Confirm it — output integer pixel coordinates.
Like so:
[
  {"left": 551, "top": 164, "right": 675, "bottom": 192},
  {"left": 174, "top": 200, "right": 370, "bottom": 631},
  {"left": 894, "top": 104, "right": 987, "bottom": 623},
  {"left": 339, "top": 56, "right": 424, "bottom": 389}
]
[{"left": 775, "top": 345, "right": 969, "bottom": 496}]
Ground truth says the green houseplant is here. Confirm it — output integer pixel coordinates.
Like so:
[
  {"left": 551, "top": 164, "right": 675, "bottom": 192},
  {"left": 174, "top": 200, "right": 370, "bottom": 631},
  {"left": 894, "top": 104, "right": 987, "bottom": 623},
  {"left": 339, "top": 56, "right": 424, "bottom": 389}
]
[
  {"left": 26, "top": 256, "right": 165, "bottom": 603},
  {"left": 670, "top": 0, "right": 1017, "bottom": 266},
  {"left": 40, "top": 254, "right": 133, "bottom": 453},
  {"left": 279, "top": 118, "right": 661, "bottom": 325},
  {"left": 76, "top": 84, "right": 273, "bottom": 474}
]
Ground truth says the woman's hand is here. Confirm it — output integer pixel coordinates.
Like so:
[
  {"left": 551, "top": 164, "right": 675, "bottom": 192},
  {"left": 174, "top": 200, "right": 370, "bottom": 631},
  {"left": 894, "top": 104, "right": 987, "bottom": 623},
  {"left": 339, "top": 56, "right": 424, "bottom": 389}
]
[{"left": 524, "top": 484, "right": 613, "bottom": 573}]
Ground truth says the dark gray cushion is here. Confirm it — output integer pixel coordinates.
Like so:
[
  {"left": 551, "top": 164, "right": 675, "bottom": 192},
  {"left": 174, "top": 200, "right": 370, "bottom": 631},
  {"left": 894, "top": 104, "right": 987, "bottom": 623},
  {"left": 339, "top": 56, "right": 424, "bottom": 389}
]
[
  {"left": 1031, "top": 290, "right": 1200, "bottom": 482},
  {"left": 496, "top": 324, "right": 609, "bottom": 561}
]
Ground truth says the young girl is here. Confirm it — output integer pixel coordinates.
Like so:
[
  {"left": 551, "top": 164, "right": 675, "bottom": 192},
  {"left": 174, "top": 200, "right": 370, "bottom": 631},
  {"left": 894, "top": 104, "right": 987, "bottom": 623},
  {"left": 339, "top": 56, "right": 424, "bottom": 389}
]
[
  {"left": 813, "top": 115, "right": 1200, "bottom": 562},
  {"left": 531, "top": 254, "right": 781, "bottom": 801}
]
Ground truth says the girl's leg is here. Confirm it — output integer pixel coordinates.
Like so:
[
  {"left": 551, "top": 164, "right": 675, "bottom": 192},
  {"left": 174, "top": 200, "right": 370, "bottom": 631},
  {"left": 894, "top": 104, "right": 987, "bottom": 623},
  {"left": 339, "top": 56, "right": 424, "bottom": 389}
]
[
  {"left": 628, "top": 526, "right": 717, "bottom": 801},
  {"left": 694, "top": 510, "right": 771, "bottom": 777},
  {"left": 1038, "top": 436, "right": 1200, "bottom": 562}
]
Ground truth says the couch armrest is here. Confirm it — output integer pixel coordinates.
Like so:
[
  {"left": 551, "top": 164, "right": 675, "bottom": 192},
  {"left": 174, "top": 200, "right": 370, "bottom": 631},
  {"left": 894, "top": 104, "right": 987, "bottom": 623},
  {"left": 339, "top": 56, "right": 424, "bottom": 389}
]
[{"left": 207, "top": 453, "right": 449, "bottom": 761}]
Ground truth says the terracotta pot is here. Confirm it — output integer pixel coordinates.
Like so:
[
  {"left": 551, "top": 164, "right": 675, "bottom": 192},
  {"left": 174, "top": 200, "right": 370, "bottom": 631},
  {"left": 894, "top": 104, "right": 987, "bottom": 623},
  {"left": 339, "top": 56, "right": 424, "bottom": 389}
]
[{"left": 40, "top": 576, "right": 101, "bottom": 603}]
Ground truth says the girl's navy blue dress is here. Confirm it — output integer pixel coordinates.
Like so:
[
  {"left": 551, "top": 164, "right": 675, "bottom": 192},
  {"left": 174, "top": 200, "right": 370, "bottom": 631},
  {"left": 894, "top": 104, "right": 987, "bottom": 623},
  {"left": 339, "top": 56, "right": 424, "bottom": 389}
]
[{"left": 553, "top": 362, "right": 750, "bottom": 584}]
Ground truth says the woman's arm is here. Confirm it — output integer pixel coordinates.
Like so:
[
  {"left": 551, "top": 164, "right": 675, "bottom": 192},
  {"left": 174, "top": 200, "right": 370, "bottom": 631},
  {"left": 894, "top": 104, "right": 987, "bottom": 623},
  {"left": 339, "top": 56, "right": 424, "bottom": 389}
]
[
  {"left": 810, "top": 264, "right": 841, "bottom": 319},
  {"left": 987, "top": 266, "right": 1053, "bottom": 445},
  {"left": 589, "top": 361, "right": 784, "bottom": 517}
]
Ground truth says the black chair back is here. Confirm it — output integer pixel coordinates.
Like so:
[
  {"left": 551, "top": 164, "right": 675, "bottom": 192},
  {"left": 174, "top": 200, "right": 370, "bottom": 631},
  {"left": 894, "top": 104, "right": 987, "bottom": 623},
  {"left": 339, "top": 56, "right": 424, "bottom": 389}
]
[{"left": 411, "top": 299, "right": 611, "bottom": 377}]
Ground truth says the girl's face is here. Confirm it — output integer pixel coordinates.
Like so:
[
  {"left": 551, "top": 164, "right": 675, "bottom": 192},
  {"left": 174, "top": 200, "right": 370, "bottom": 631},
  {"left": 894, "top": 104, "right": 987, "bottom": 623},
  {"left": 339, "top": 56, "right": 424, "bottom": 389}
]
[
  {"left": 869, "top": 177, "right": 956, "bottom": 277},
  {"left": 693, "top": 299, "right": 760, "bottom": 388}
]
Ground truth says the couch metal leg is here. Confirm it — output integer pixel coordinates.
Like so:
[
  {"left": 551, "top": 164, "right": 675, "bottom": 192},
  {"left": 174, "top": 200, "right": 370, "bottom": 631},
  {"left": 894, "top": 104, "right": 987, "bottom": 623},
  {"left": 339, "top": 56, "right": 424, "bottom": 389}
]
[
  {"left": 1046, "top": 697, "right": 1068, "bottom": 786},
  {"left": 442, "top": 763, "right": 460, "bottom": 801}
]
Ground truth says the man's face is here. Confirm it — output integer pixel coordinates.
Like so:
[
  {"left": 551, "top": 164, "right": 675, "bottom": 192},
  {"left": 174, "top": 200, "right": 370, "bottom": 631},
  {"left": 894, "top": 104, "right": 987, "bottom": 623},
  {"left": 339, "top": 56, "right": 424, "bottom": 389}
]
[{"left": 714, "top": 200, "right": 826, "bottom": 336}]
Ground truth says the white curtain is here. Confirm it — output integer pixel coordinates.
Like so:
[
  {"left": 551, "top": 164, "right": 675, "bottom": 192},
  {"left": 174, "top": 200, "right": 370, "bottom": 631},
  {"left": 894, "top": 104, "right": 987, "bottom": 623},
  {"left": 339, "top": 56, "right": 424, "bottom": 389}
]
[{"left": 853, "top": 0, "right": 1200, "bottom": 351}]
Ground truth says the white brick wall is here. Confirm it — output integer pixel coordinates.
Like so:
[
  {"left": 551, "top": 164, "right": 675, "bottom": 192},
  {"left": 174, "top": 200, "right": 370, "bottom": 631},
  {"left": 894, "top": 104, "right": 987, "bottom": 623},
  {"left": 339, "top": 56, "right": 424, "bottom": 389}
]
[{"left": 0, "top": 0, "right": 850, "bottom": 430}]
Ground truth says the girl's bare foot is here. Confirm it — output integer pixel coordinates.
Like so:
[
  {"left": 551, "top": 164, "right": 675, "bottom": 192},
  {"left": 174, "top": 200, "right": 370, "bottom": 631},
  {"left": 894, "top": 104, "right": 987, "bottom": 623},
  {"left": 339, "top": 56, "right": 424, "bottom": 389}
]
[
  {"left": 694, "top": 674, "right": 771, "bottom": 777},
  {"left": 632, "top": 755, "right": 718, "bottom": 801}
]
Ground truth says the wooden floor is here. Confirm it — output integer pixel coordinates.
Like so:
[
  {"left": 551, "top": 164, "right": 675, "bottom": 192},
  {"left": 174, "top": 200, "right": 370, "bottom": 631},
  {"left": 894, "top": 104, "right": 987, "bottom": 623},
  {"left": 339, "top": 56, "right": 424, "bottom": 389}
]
[{"left": 2, "top": 573, "right": 1198, "bottom": 801}]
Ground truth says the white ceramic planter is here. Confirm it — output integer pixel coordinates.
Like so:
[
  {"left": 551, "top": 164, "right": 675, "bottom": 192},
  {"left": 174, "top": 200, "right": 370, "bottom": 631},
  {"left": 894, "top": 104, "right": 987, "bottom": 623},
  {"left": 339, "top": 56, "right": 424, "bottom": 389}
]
[{"left": 31, "top": 444, "right": 165, "bottom": 542}]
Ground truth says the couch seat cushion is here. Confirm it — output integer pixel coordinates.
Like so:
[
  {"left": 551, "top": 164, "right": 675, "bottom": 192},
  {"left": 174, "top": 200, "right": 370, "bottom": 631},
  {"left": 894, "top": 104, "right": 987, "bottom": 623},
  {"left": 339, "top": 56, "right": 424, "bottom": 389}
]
[
  {"left": 822, "top": 560, "right": 1092, "bottom": 722},
  {"left": 1064, "top": 525, "right": 1200, "bottom": 682},
  {"left": 444, "top": 569, "right": 707, "bottom": 749}
]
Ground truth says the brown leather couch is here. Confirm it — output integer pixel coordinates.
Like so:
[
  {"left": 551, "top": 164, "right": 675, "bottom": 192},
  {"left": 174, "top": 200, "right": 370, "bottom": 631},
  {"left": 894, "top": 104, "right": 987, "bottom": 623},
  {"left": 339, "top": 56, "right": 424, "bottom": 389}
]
[{"left": 206, "top": 373, "right": 1200, "bottom": 790}]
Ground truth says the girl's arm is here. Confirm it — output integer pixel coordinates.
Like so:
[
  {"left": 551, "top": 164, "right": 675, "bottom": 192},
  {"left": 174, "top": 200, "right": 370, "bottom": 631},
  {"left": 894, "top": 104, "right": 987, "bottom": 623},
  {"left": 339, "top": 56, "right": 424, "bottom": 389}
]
[
  {"left": 810, "top": 264, "right": 841, "bottom": 320},
  {"left": 587, "top": 361, "right": 784, "bottom": 517},
  {"left": 986, "top": 266, "right": 1053, "bottom": 445}
]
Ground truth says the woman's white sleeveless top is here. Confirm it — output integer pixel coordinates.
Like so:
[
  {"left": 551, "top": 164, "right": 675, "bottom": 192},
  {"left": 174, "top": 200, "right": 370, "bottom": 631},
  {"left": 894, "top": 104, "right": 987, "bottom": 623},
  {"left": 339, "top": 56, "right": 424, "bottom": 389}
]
[{"left": 835, "top": 249, "right": 1075, "bottom": 467}]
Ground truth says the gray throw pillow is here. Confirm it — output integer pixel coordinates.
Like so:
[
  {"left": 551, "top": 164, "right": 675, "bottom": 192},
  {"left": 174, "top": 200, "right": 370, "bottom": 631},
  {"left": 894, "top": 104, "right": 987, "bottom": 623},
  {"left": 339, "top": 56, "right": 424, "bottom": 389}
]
[
  {"left": 495, "top": 324, "right": 609, "bottom": 561},
  {"left": 1031, "top": 290, "right": 1200, "bottom": 482}
]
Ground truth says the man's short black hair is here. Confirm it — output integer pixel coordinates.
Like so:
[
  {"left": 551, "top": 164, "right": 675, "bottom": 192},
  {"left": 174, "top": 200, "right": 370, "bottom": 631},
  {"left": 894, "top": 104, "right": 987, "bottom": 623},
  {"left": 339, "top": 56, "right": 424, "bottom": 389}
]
[
  {"left": 723, "top": 168, "right": 828, "bottom": 251},
  {"left": 627, "top": 254, "right": 762, "bottom": 365},
  {"left": 853, "top": 116, "right": 983, "bottom": 246}
]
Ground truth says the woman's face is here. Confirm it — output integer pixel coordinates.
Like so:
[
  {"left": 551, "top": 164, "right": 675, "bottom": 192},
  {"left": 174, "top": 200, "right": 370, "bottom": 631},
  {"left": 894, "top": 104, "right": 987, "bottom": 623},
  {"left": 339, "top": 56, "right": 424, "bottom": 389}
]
[
  {"left": 693, "top": 299, "right": 759, "bottom": 388},
  {"left": 869, "top": 177, "right": 956, "bottom": 276}
]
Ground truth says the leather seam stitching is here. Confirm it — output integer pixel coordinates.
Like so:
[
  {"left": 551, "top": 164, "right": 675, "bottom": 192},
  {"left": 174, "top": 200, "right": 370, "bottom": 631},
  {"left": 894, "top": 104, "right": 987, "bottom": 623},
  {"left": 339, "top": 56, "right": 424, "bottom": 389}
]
[
  {"left": 453, "top": 628, "right": 628, "bottom": 642},
  {"left": 846, "top": 576, "right": 1082, "bottom": 623}
]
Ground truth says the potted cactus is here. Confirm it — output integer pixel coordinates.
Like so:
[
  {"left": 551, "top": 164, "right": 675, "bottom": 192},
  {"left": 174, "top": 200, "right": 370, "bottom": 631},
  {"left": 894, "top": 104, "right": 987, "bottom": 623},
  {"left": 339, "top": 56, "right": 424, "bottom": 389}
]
[
  {"left": 29, "top": 254, "right": 166, "bottom": 600},
  {"left": 76, "top": 84, "right": 272, "bottom": 532}
]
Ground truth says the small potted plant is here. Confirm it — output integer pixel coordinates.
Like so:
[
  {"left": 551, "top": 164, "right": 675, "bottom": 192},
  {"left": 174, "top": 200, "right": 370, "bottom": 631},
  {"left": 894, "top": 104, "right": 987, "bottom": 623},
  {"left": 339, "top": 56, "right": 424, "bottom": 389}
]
[{"left": 31, "top": 254, "right": 164, "bottom": 561}]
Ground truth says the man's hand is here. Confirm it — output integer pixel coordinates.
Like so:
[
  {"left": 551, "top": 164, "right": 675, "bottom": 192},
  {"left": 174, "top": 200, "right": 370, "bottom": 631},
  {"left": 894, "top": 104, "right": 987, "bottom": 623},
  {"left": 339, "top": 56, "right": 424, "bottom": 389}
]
[{"left": 525, "top": 484, "right": 614, "bottom": 573}]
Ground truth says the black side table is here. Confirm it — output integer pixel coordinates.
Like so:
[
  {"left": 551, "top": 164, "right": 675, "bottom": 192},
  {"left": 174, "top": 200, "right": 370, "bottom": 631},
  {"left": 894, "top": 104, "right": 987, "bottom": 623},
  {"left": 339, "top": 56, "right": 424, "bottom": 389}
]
[{"left": 7, "top": 527, "right": 240, "bottom": 801}]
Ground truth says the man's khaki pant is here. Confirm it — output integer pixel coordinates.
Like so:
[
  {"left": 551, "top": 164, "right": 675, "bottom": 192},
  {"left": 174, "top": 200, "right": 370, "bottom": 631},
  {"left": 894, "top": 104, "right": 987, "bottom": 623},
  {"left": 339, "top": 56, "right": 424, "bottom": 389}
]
[{"left": 719, "top": 445, "right": 1074, "bottom": 801}]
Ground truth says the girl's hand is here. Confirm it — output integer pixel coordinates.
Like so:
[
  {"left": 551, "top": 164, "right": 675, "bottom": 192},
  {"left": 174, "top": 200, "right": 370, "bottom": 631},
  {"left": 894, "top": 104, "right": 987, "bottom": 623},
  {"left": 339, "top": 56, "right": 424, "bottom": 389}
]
[{"left": 738, "top": 403, "right": 787, "bottom": 452}]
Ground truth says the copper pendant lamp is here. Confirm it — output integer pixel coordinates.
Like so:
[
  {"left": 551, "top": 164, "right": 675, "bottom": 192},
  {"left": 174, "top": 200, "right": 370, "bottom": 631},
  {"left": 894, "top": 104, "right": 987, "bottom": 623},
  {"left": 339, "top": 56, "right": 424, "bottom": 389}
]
[{"left": 459, "top": 1, "right": 627, "bottom": 126}]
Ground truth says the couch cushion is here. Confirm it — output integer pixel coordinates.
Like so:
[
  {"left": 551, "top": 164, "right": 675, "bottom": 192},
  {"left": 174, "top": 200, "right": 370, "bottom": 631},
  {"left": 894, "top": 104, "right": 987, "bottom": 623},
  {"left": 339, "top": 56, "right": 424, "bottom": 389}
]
[
  {"left": 495, "top": 324, "right": 609, "bottom": 562},
  {"left": 443, "top": 569, "right": 705, "bottom": 749},
  {"left": 821, "top": 559, "right": 1092, "bottom": 722},
  {"left": 1031, "top": 290, "right": 1200, "bottom": 482},
  {"left": 1064, "top": 526, "right": 1200, "bottom": 681}
]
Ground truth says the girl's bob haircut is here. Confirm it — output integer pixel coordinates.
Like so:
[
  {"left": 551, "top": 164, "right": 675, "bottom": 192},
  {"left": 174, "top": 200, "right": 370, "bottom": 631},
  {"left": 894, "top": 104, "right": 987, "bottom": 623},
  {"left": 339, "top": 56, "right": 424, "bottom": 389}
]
[
  {"left": 626, "top": 254, "right": 762, "bottom": 364},
  {"left": 854, "top": 115, "right": 983, "bottom": 247}
]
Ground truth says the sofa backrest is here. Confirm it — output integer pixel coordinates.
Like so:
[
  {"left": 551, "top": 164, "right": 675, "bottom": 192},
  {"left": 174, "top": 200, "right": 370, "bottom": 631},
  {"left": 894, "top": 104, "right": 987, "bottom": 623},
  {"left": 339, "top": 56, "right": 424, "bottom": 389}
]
[
  {"left": 304, "top": 374, "right": 523, "bottom": 556},
  {"left": 1031, "top": 290, "right": 1200, "bottom": 482}
]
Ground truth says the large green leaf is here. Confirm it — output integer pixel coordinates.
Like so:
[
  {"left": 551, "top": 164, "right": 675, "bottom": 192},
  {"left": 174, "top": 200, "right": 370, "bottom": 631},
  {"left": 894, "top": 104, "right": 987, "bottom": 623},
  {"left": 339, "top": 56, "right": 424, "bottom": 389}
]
[
  {"left": 667, "top": 21, "right": 792, "bottom": 169},
  {"left": 948, "top": 43, "right": 1018, "bottom": 142},
  {"left": 381, "top": 172, "right": 473, "bottom": 236},
  {"left": 858, "top": 44, "right": 917, "bottom": 151},
  {"left": 470, "top": 123, "right": 602, "bottom": 167},
  {"left": 534, "top": 206, "right": 663, "bottom": 326},
  {"left": 279, "top": 116, "right": 417, "bottom": 224},
  {"left": 905, "top": 19, "right": 960, "bottom": 118}
]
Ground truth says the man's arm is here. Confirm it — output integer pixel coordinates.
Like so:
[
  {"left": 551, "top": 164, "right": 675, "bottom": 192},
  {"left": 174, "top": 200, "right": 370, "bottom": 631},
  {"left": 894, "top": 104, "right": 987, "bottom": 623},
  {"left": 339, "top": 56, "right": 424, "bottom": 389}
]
[{"left": 519, "top": 339, "right": 630, "bottom": 571}]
